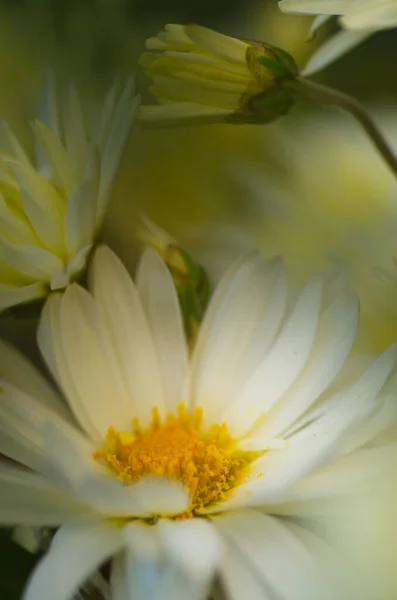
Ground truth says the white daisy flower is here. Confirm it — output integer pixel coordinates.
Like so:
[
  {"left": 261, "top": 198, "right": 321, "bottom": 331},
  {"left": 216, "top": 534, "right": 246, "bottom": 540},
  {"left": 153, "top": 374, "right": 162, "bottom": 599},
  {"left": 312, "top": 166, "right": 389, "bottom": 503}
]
[
  {"left": 279, "top": 0, "right": 397, "bottom": 74},
  {"left": 1, "top": 245, "right": 397, "bottom": 600},
  {"left": 0, "top": 76, "right": 139, "bottom": 312}
]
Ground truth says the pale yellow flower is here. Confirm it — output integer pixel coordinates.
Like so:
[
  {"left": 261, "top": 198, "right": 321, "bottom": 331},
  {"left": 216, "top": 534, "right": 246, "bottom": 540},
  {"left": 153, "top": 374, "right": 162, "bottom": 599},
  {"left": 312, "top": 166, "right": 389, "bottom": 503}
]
[
  {"left": 0, "top": 75, "right": 139, "bottom": 312},
  {"left": 139, "top": 24, "right": 298, "bottom": 126},
  {"left": 1, "top": 245, "right": 397, "bottom": 600}
]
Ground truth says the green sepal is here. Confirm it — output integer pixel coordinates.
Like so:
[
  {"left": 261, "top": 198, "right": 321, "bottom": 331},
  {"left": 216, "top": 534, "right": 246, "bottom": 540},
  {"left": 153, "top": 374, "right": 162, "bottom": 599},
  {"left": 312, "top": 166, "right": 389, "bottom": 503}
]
[
  {"left": 255, "top": 55, "right": 289, "bottom": 79},
  {"left": 266, "top": 45, "right": 299, "bottom": 77},
  {"left": 228, "top": 79, "right": 299, "bottom": 125},
  {"left": 163, "top": 246, "right": 211, "bottom": 347}
]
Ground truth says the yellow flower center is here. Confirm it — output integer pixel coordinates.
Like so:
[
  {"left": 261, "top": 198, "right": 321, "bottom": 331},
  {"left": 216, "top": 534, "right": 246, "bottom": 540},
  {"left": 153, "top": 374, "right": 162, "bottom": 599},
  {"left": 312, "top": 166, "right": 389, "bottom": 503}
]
[{"left": 93, "top": 403, "right": 258, "bottom": 519}]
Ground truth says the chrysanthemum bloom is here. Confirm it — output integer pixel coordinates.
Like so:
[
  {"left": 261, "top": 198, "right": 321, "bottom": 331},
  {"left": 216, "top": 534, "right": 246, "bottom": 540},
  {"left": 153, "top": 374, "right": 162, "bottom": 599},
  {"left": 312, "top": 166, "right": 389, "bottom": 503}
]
[
  {"left": 1, "top": 246, "right": 397, "bottom": 600},
  {"left": 139, "top": 24, "right": 299, "bottom": 126},
  {"left": 279, "top": 0, "right": 397, "bottom": 74},
  {"left": 0, "top": 77, "right": 139, "bottom": 312}
]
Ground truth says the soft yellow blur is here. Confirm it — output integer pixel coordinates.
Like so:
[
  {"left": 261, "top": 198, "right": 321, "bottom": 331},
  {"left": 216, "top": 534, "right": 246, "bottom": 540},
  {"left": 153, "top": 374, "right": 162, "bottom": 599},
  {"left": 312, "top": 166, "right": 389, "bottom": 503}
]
[{"left": 241, "top": 112, "right": 397, "bottom": 353}]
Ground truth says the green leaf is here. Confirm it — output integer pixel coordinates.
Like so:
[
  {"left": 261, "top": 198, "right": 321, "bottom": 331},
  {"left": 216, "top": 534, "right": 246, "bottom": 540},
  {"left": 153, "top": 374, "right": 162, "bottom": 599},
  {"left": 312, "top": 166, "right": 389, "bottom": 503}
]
[{"left": 0, "top": 532, "right": 38, "bottom": 600}]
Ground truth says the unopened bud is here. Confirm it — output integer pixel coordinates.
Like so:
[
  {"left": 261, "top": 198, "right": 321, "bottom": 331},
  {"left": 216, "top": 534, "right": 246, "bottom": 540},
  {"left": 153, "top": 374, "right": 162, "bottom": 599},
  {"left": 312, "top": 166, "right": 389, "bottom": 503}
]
[
  {"left": 139, "top": 24, "right": 299, "bottom": 126},
  {"left": 138, "top": 217, "right": 210, "bottom": 348}
]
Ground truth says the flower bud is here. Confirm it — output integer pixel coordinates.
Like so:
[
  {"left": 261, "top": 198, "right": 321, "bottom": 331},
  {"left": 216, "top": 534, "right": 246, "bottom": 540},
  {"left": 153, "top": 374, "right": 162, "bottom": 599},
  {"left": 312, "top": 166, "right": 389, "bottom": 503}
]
[
  {"left": 139, "top": 24, "right": 299, "bottom": 126},
  {"left": 138, "top": 217, "right": 210, "bottom": 347}
]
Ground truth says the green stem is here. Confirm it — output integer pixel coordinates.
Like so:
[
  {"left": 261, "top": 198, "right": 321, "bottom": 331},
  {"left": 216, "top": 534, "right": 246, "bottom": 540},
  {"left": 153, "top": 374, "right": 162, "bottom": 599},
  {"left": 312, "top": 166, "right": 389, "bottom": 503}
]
[{"left": 297, "top": 78, "right": 397, "bottom": 178}]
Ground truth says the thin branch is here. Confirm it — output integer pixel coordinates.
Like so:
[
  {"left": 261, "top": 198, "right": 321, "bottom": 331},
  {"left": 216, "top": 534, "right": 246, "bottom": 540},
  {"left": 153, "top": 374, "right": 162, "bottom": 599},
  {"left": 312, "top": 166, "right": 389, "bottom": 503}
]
[{"left": 298, "top": 78, "right": 397, "bottom": 178}]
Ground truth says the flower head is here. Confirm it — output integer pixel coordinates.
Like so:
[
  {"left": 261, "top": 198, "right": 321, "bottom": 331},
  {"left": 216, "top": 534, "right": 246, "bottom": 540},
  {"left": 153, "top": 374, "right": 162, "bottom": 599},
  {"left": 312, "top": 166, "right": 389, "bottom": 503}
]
[
  {"left": 279, "top": 0, "right": 397, "bottom": 74},
  {"left": 139, "top": 24, "right": 299, "bottom": 126},
  {"left": 0, "top": 75, "right": 139, "bottom": 312},
  {"left": 1, "top": 245, "right": 397, "bottom": 600}
]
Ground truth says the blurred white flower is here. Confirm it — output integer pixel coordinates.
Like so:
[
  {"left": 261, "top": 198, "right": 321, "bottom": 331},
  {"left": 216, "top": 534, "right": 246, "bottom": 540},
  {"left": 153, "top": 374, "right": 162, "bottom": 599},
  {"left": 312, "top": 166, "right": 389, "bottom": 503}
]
[
  {"left": 139, "top": 23, "right": 298, "bottom": 126},
  {"left": 183, "top": 112, "right": 397, "bottom": 354},
  {"left": 1, "top": 245, "right": 396, "bottom": 600},
  {"left": 0, "top": 75, "right": 139, "bottom": 312},
  {"left": 279, "top": 0, "right": 397, "bottom": 74}
]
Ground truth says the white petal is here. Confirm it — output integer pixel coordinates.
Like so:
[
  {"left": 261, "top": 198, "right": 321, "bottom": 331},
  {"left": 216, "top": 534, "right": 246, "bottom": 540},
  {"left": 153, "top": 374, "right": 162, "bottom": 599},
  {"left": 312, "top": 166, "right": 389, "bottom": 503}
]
[
  {"left": 136, "top": 249, "right": 189, "bottom": 412},
  {"left": 124, "top": 540, "right": 210, "bottom": 600},
  {"left": 281, "top": 354, "right": 376, "bottom": 439},
  {"left": 253, "top": 293, "right": 358, "bottom": 439},
  {"left": 35, "top": 71, "right": 62, "bottom": 145},
  {"left": 236, "top": 437, "right": 287, "bottom": 451},
  {"left": 43, "top": 423, "right": 189, "bottom": 518},
  {"left": 0, "top": 192, "right": 37, "bottom": 245},
  {"left": 91, "top": 245, "right": 165, "bottom": 425},
  {"left": 157, "top": 518, "right": 222, "bottom": 580},
  {"left": 217, "top": 345, "right": 397, "bottom": 510},
  {"left": 97, "top": 82, "right": 139, "bottom": 224},
  {"left": 279, "top": 0, "right": 348, "bottom": 15},
  {"left": 0, "top": 282, "right": 47, "bottom": 312},
  {"left": 308, "top": 14, "right": 333, "bottom": 38},
  {"left": 32, "top": 120, "right": 75, "bottom": 198},
  {"left": 38, "top": 293, "right": 101, "bottom": 440},
  {"left": 301, "top": 29, "right": 373, "bottom": 75},
  {"left": 141, "top": 50, "right": 251, "bottom": 82},
  {"left": 64, "top": 177, "right": 97, "bottom": 258},
  {"left": 0, "top": 379, "right": 92, "bottom": 471},
  {"left": 124, "top": 521, "right": 161, "bottom": 559},
  {"left": 146, "top": 24, "right": 197, "bottom": 51},
  {"left": 125, "top": 552, "right": 163, "bottom": 600},
  {"left": 213, "top": 510, "right": 328, "bottom": 600},
  {"left": 0, "top": 336, "right": 72, "bottom": 422},
  {"left": 24, "top": 519, "right": 123, "bottom": 600},
  {"left": 58, "top": 284, "right": 134, "bottom": 433},
  {"left": 219, "top": 544, "right": 271, "bottom": 600},
  {"left": 78, "top": 474, "right": 190, "bottom": 519},
  {"left": 285, "top": 443, "right": 397, "bottom": 505},
  {"left": 139, "top": 103, "right": 232, "bottom": 126},
  {"left": 223, "top": 277, "right": 322, "bottom": 437},
  {"left": 1, "top": 121, "right": 32, "bottom": 166},
  {"left": 94, "top": 85, "right": 119, "bottom": 151},
  {"left": 185, "top": 25, "right": 247, "bottom": 63},
  {"left": 342, "top": 0, "right": 397, "bottom": 30},
  {"left": 340, "top": 396, "right": 397, "bottom": 455},
  {"left": 2, "top": 244, "right": 64, "bottom": 282},
  {"left": 151, "top": 76, "right": 242, "bottom": 109},
  {"left": 0, "top": 464, "right": 87, "bottom": 525},
  {"left": 0, "top": 427, "right": 41, "bottom": 468},
  {"left": 5, "top": 158, "right": 65, "bottom": 221},
  {"left": 65, "top": 244, "right": 92, "bottom": 279},
  {"left": 190, "top": 254, "right": 287, "bottom": 422},
  {"left": 158, "top": 566, "right": 211, "bottom": 600},
  {"left": 294, "top": 343, "right": 397, "bottom": 446}
]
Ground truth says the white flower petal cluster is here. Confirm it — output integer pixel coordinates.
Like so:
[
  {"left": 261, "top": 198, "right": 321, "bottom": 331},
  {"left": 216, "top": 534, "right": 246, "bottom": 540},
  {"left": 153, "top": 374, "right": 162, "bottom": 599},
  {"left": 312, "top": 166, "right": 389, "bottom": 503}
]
[
  {"left": 139, "top": 24, "right": 250, "bottom": 124},
  {"left": 0, "top": 76, "right": 139, "bottom": 312},
  {"left": 1, "top": 245, "right": 396, "bottom": 600},
  {"left": 279, "top": 0, "right": 397, "bottom": 74}
]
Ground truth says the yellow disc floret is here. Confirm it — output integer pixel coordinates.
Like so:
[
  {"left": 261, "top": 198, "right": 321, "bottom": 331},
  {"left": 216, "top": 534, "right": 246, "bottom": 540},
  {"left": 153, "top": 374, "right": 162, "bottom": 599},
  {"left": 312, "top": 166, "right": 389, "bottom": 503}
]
[{"left": 93, "top": 403, "right": 257, "bottom": 519}]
